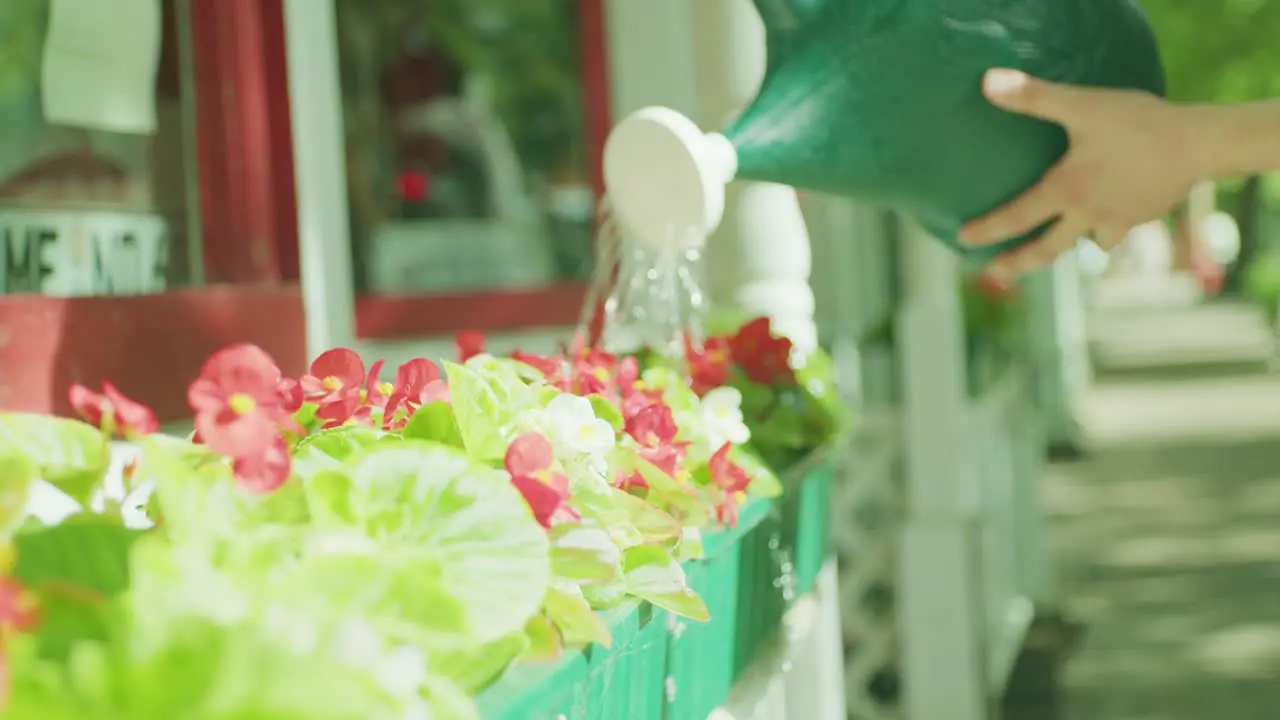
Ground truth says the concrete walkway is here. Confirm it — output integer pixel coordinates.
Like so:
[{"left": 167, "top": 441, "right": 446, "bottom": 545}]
[{"left": 1040, "top": 299, "right": 1280, "bottom": 719}]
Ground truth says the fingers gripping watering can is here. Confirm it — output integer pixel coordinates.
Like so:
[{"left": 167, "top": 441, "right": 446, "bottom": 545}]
[{"left": 602, "top": 0, "right": 1165, "bottom": 262}]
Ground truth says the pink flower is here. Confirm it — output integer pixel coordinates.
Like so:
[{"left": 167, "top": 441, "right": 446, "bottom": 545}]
[
  {"left": 68, "top": 381, "right": 159, "bottom": 439},
  {"left": 187, "top": 344, "right": 294, "bottom": 458}
]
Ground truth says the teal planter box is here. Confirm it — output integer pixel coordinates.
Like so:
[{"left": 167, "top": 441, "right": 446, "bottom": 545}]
[
  {"left": 783, "top": 456, "right": 835, "bottom": 597},
  {"left": 479, "top": 456, "right": 835, "bottom": 720},
  {"left": 476, "top": 603, "right": 669, "bottom": 720},
  {"left": 665, "top": 452, "right": 834, "bottom": 719}
]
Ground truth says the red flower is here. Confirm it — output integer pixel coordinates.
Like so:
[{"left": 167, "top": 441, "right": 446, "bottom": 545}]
[
  {"left": 188, "top": 344, "right": 295, "bottom": 458},
  {"left": 708, "top": 442, "right": 752, "bottom": 494},
  {"left": 315, "top": 358, "right": 391, "bottom": 429},
  {"left": 232, "top": 435, "right": 292, "bottom": 494},
  {"left": 727, "top": 317, "right": 795, "bottom": 385},
  {"left": 455, "top": 331, "right": 486, "bottom": 362},
  {"left": 511, "top": 351, "right": 570, "bottom": 390},
  {"left": 68, "top": 381, "right": 159, "bottom": 438},
  {"left": 300, "top": 348, "right": 366, "bottom": 403},
  {"left": 504, "top": 432, "right": 577, "bottom": 529},
  {"left": 976, "top": 271, "right": 1016, "bottom": 299},
  {"left": 684, "top": 334, "right": 732, "bottom": 396},
  {"left": 396, "top": 168, "right": 431, "bottom": 203},
  {"left": 277, "top": 378, "right": 304, "bottom": 414},
  {"left": 624, "top": 403, "right": 678, "bottom": 448},
  {"left": 708, "top": 443, "right": 753, "bottom": 527},
  {"left": 573, "top": 347, "right": 619, "bottom": 396},
  {"left": 383, "top": 358, "right": 449, "bottom": 427}
]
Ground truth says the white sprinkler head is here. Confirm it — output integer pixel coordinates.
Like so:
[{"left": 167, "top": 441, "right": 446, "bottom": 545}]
[{"left": 603, "top": 107, "right": 738, "bottom": 252}]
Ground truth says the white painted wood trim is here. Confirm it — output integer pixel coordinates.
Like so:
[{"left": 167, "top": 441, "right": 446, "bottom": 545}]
[{"left": 283, "top": 0, "right": 357, "bottom": 359}]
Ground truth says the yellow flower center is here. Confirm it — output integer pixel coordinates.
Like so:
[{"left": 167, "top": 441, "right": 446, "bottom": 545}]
[
  {"left": 227, "top": 393, "right": 257, "bottom": 416},
  {"left": 592, "top": 367, "right": 610, "bottom": 382},
  {"left": 322, "top": 376, "right": 343, "bottom": 391},
  {"left": 379, "top": 381, "right": 394, "bottom": 396}
]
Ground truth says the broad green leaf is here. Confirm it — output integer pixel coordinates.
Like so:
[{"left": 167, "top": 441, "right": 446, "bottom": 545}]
[
  {"left": 544, "top": 584, "right": 612, "bottom": 648},
  {"left": 343, "top": 443, "right": 550, "bottom": 643},
  {"left": 292, "top": 426, "right": 385, "bottom": 480},
  {"left": 12, "top": 517, "right": 146, "bottom": 660},
  {"left": 402, "top": 401, "right": 465, "bottom": 448},
  {"left": 302, "top": 469, "right": 357, "bottom": 526},
  {"left": 136, "top": 437, "right": 306, "bottom": 539},
  {"left": 731, "top": 446, "right": 784, "bottom": 498},
  {"left": 0, "top": 413, "right": 110, "bottom": 505},
  {"left": 429, "top": 632, "right": 530, "bottom": 694},
  {"left": 0, "top": 453, "right": 35, "bottom": 537},
  {"left": 622, "top": 545, "right": 709, "bottom": 621},
  {"left": 587, "top": 395, "right": 623, "bottom": 432},
  {"left": 549, "top": 521, "right": 620, "bottom": 583},
  {"left": 444, "top": 361, "right": 534, "bottom": 461}
]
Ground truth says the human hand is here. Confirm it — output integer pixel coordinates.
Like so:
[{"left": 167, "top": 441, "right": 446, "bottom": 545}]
[{"left": 959, "top": 69, "right": 1199, "bottom": 282}]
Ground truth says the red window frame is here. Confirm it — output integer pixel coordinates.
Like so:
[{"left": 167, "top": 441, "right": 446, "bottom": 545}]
[
  {"left": 0, "top": 0, "right": 610, "bottom": 421},
  {"left": 352, "top": 0, "right": 611, "bottom": 339}
]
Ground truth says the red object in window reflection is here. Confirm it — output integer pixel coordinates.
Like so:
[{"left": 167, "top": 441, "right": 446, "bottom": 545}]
[
  {"left": 395, "top": 170, "right": 431, "bottom": 204},
  {"left": 355, "top": 0, "right": 612, "bottom": 339}
]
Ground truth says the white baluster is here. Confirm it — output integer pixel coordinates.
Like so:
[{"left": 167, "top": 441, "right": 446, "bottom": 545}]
[
  {"left": 896, "top": 222, "right": 988, "bottom": 720},
  {"left": 689, "top": 0, "right": 818, "bottom": 353}
]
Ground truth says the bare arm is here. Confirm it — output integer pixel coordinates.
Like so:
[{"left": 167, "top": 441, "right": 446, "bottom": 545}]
[
  {"left": 1182, "top": 100, "right": 1280, "bottom": 179},
  {"left": 959, "top": 69, "right": 1280, "bottom": 280}
]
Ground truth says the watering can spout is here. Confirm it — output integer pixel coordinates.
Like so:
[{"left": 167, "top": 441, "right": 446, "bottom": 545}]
[
  {"left": 603, "top": 107, "right": 739, "bottom": 251},
  {"left": 604, "top": 0, "right": 1165, "bottom": 260}
]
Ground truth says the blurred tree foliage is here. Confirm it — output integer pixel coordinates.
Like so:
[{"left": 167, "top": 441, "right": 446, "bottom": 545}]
[
  {"left": 1141, "top": 0, "right": 1280, "bottom": 103},
  {"left": 1140, "top": 0, "right": 1280, "bottom": 282}
]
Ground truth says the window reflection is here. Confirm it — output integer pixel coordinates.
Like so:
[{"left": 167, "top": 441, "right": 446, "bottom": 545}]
[
  {"left": 0, "top": 0, "right": 196, "bottom": 296},
  {"left": 336, "top": 0, "right": 596, "bottom": 295}
]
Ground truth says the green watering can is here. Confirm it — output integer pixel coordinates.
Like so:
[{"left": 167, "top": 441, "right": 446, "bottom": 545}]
[{"left": 603, "top": 0, "right": 1165, "bottom": 261}]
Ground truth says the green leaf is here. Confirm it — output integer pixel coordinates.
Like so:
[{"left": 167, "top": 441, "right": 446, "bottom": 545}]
[
  {"left": 549, "top": 521, "right": 620, "bottom": 583},
  {"left": 581, "top": 581, "right": 629, "bottom": 610},
  {"left": 622, "top": 545, "right": 709, "bottom": 621},
  {"left": 587, "top": 395, "right": 623, "bottom": 432},
  {"left": 0, "top": 413, "right": 110, "bottom": 505},
  {"left": 674, "top": 527, "right": 704, "bottom": 562},
  {"left": 608, "top": 488, "right": 683, "bottom": 544},
  {"left": 521, "top": 613, "right": 562, "bottom": 661},
  {"left": 12, "top": 517, "right": 146, "bottom": 660},
  {"left": 444, "top": 361, "right": 535, "bottom": 461},
  {"left": 402, "top": 401, "right": 465, "bottom": 448},
  {"left": 544, "top": 584, "right": 612, "bottom": 648},
  {"left": 610, "top": 447, "right": 711, "bottom": 526},
  {"left": 343, "top": 443, "right": 551, "bottom": 643},
  {"left": 0, "top": 454, "right": 36, "bottom": 537},
  {"left": 292, "top": 425, "right": 385, "bottom": 480}
]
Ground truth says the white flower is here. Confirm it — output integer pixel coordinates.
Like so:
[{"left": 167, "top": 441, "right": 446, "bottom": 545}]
[
  {"left": 544, "top": 393, "right": 616, "bottom": 457},
  {"left": 701, "top": 387, "right": 750, "bottom": 449}
]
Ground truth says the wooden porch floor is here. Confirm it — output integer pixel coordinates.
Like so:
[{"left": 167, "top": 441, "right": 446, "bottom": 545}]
[{"left": 1007, "top": 297, "right": 1280, "bottom": 719}]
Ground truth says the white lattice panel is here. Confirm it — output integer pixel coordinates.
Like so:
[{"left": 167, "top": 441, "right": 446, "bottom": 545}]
[{"left": 833, "top": 417, "right": 904, "bottom": 719}]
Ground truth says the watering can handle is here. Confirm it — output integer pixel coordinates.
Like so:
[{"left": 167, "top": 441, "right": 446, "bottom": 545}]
[{"left": 603, "top": 107, "right": 738, "bottom": 251}]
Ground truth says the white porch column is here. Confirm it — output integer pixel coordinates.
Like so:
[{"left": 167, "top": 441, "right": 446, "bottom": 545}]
[
  {"left": 283, "top": 0, "right": 357, "bottom": 358},
  {"left": 1025, "top": 251, "right": 1090, "bottom": 455},
  {"left": 688, "top": 0, "right": 818, "bottom": 353},
  {"left": 896, "top": 222, "right": 988, "bottom": 720}
]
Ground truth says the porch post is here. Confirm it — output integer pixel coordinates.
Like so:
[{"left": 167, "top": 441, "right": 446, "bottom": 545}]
[{"left": 896, "top": 222, "right": 988, "bottom": 720}]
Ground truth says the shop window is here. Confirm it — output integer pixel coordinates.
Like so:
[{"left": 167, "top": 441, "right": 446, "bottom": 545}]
[{"left": 335, "top": 0, "right": 609, "bottom": 337}]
